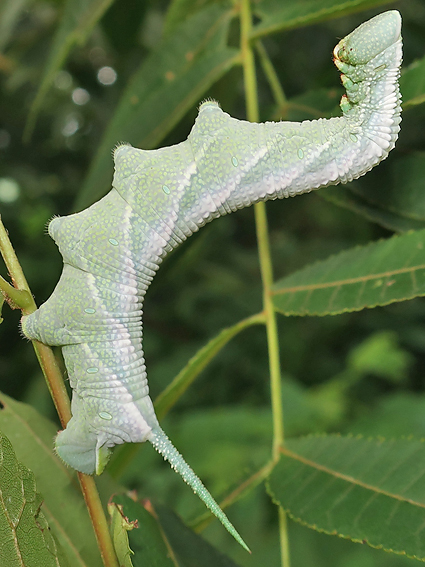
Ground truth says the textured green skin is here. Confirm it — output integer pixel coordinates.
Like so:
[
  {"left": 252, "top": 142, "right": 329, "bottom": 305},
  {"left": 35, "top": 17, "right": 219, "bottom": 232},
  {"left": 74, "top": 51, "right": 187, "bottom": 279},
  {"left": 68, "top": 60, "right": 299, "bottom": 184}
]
[{"left": 21, "top": 11, "right": 402, "bottom": 550}]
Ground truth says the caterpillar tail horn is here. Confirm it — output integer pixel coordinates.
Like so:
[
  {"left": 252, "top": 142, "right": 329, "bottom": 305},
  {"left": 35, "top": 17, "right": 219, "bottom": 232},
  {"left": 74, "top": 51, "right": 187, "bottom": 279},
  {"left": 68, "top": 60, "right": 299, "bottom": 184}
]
[{"left": 148, "top": 425, "right": 251, "bottom": 553}]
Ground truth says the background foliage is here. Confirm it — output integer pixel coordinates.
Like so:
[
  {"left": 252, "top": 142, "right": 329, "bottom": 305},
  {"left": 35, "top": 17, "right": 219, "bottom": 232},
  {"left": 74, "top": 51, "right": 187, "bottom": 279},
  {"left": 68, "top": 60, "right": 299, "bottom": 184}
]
[{"left": 2, "top": 0, "right": 425, "bottom": 565}]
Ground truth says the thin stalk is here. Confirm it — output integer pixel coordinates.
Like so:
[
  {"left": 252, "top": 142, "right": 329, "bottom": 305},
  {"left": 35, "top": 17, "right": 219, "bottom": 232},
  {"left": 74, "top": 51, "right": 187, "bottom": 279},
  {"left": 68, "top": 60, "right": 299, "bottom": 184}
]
[
  {"left": 0, "top": 275, "right": 32, "bottom": 310},
  {"left": 79, "top": 474, "right": 119, "bottom": 567},
  {"left": 0, "top": 217, "right": 119, "bottom": 567},
  {"left": 239, "top": 2, "right": 290, "bottom": 566},
  {"left": 253, "top": 204, "right": 284, "bottom": 458},
  {"left": 0, "top": 217, "right": 71, "bottom": 422},
  {"left": 240, "top": 0, "right": 259, "bottom": 123},
  {"left": 255, "top": 40, "right": 287, "bottom": 112},
  {"left": 154, "top": 311, "right": 266, "bottom": 420}
]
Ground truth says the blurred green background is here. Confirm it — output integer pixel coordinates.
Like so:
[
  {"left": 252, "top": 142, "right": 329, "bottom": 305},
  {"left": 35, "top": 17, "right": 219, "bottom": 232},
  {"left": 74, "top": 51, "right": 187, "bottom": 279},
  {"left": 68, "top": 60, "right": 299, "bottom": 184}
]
[{"left": 1, "top": 0, "right": 425, "bottom": 564}]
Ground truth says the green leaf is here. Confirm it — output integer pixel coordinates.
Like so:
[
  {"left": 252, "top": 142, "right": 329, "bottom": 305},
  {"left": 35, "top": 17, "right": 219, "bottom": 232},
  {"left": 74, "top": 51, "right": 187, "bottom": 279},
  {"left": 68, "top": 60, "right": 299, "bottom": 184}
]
[
  {"left": 347, "top": 331, "right": 412, "bottom": 382},
  {"left": 320, "top": 185, "right": 425, "bottom": 233},
  {"left": 108, "top": 502, "right": 136, "bottom": 567},
  {"left": 110, "top": 495, "right": 177, "bottom": 567},
  {"left": 347, "top": 393, "right": 425, "bottom": 438},
  {"left": 267, "top": 435, "right": 425, "bottom": 561},
  {"left": 401, "top": 55, "right": 425, "bottom": 109},
  {"left": 0, "top": 392, "right": 102, "bottom": 567},
  {"left": 0, "top": 0, "right": 33, "bottom": 52},
  {"left": 155, "top": 503, "right": 244, "bottom": 566},
  {"left": 272, "top": 229, "right": 425, "bottom": 316},
  {"left": 25, "top": 0, "right": 115, "bottom": 139},
  {"left": 0, "top": 430, "right": 67, "bottom": 566},
  {"left": 342, "top": 153, "right": 425, "bottom": 225},
  {"left": 112, "top": 495, "right": 242, "bottom": 566},
  {"left": 75, "top": 5, "right": 239, "bottom": 210},
  {"left": 252, "top": 0, "right": 395, "bottom": 39},
  {"left": 163, "top": 0, "right": 230, "bottom": 36}
]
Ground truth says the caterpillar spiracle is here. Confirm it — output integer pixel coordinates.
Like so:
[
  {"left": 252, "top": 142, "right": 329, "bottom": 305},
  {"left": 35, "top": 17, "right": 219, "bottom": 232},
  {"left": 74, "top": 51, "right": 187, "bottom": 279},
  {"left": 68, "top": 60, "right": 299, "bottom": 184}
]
[{"left": 22, "top": 10, "right": 402, "bottom": 551}]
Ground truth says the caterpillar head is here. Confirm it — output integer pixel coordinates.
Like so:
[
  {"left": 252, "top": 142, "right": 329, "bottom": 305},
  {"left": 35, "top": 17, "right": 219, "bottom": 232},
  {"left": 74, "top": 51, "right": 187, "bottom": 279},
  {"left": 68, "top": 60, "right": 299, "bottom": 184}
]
[{"left": 334, "top": 10, "right": 401, "bottom": 66}]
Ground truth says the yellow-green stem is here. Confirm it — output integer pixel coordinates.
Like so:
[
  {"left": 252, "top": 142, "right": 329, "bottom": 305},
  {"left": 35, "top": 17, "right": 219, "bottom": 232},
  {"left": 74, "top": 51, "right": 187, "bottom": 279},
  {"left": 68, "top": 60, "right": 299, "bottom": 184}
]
[
  {"left": 240, "top": 0, "right": 259, "bottom": 123},
  {"left": 0, "top": 217, "right": 119, "bottom": 567},
  {"left": 255, "top": 40, "right": 287, "bottom": 116},
  {"left": 79, "top": 474, "right": 119, "bottom": 567},
  {"left": 155, "top": 311, "right": 266, "bottom": 420},
  {"left": 253, "top": 203, "right": 284, "bottom": 458},
  {"left": 239, "top": 2, "right": 289, "bottom": 566}
]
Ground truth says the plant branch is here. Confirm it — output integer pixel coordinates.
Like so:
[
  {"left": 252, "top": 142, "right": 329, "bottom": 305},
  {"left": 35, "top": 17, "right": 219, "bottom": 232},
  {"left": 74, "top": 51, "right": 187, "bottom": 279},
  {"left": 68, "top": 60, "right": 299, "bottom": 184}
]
[
  {"left": 255, "top": 40, "right": 287, "bottom": 115},
  {"left": 155, "top": 311, "right": 266, "bottom": 420},
  {"left": 0, "top": 216, "right": 71, "bottom": 423},
  {"left": 79, "top": 474, "right": 119, "bottom": 567},
  {"left": 239, "top": 2, "right": 290, "bottom": 566},
  {"left": 0, "top": 275, "right": 33, "bottom": 310},
  {"left": 0, "top": 217, "right": 119, "bottom": 567}
]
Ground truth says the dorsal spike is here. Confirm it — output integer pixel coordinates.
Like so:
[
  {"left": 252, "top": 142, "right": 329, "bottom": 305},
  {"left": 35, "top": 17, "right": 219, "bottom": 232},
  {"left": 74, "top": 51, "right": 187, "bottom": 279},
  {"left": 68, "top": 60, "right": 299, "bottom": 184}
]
[{"left": 149, "top": 425, "right": 251, "bottom": 553}]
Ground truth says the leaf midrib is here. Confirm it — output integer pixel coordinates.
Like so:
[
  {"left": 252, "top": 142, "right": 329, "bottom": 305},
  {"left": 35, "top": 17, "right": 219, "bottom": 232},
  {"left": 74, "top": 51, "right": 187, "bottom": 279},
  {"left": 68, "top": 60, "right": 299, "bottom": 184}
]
[
  {"left": 272, "top": 263, "right": 425, "bottom": 295},
  {"left": 280, "top": 444, "right": 425, "bottom": 508}
]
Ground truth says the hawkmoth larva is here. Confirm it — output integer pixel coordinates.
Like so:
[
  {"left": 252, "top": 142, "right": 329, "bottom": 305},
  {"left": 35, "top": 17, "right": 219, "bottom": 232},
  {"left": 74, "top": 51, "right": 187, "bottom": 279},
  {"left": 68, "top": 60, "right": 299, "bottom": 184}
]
[{"left": 21, "top": 10, "right": 402, "bottom": 551}]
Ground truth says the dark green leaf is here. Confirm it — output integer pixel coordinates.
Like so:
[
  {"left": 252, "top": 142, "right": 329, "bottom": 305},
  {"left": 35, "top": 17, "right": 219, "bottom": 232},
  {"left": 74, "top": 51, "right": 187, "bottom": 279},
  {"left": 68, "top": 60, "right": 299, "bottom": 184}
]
[
  {"left": 0, "top": 392, "right": 102, "bottom": 567},
  {"left": 267, "top": 435, "right": 425, "bottom": 561},
  {"left": 164, "top": 0, "right": 231, "bottom": 36},
  {"left": 401, "top": 55, "right": 425, "bottom": 108},
  {"left": 0, "top": 0, "right": 33, "bottom": 52},
  {"left": 155, "top": 503, "right": 243, "bottom": 566},
  {"left": 277, "top": 88, "right": 342, "bottom": 122},
  {"left": 114, "top": 494, "right": 244, "bottom": 567},
  {"left": 110, "top": 495, "right": 178, "bottom": 567},
  {"left": 320, "top": 185, "right": 425, "bottom": 232},
  {"left": 272, "top": 229, "right": 425, "bottom": 316},
  {"left": 347, "top": 393, "right": 425, "bottom": 438},
  {"left": 342, "top": 153, "right": 425, "bottom": 225},
  {"left": 252, "top": 0, "right": 395, "bottom": 39},
  {"left": 25, "top": 0, "right": 115, "bottom": 139},
  {"left": 76, "top": 5, "right": 239, "bottom": 210},
  {"left": 0, "top": 430, "right": 67, "bottom": 566},
  {"left": 108, "top": 502, "right": 136, "bottom": 567}
]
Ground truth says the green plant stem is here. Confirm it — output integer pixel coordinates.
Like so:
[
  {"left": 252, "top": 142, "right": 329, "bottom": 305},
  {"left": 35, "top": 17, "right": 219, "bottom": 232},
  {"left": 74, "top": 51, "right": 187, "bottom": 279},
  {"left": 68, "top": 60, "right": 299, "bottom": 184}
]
[
  {"left": 240, "top": 0, "right": 259, "bottom": 123},
  {"left": 253, "top": 204, "right": 285, "bottom": 457},
  {"left": 0, "top": 217, "right": 119, "bottom": 567},
  {"left": 154, "top": 311, "right": 266, "bottom": 420},
  {"left": 255, "top": 40, "right": 287, "bottom": 112},
  {"left": 0, "top": 275, "right": 33, "bottom": 310},
  {"left": 0, "top": 217, "right": 71, "bottom": 423},
  {"left": 239, "top": 2, "right": 289, "bottom": 566},
  {"left": 79, "top": 474, "right": 119, "bottom": 567}
]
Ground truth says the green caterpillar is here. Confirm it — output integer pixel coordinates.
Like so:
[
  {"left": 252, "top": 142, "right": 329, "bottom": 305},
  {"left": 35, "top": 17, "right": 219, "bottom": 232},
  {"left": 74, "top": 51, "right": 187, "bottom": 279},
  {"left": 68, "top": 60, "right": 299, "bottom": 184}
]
[{"left": 22, "top": 11, "right": 402, "bottom": 551}]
